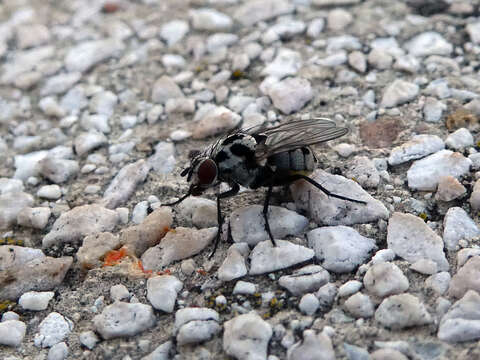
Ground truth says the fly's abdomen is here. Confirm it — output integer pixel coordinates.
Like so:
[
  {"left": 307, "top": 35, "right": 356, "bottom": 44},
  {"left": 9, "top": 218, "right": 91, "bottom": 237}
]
[{"left": 267, "top": 147, "right": 317, "bottom": 176}]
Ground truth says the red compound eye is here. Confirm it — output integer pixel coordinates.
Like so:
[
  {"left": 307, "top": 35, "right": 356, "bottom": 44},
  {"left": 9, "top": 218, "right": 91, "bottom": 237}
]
[{"left": 197, "top": 159, "right": 217, "bottom": 185}]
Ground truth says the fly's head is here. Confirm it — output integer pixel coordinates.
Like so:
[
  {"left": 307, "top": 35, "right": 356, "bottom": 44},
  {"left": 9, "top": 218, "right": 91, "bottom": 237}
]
[{"left": 181, "top": 154, "right": 218, "bottom": 196}]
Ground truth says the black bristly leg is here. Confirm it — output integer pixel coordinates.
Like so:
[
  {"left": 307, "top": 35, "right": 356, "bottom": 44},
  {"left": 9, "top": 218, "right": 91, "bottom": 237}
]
[
  {"left": 289, "top": 174, "right": 367, "bottom": 205},
  {"left": 208, "top": 183, "right": 240, "bottom": 259},
  {"left": 263, "top": 184, "right": 277, "bottom": 247}
]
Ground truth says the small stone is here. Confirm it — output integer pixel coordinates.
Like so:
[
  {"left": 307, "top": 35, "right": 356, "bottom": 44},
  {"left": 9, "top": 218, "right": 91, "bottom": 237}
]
[
  {"left": 16, "top": 207, "right": 51, "bottom": 229},
  {"left": 142, "top": 341, "right": 172, "bottom": 360},
  {"left": 338, "top": 280, "right": 363, "bottom": 298},
  {"left": 407, "top": 150, "right": 471, "bottom": 191},
  {"left": 333, "top": 143, "right": 356, "bottom": 157},
  {"left": 119, "top": 207, "right": 172, "bottom": 257},
  {"left": 38, "top": 97, "right": 66, "bottom": 117},
  {"left": 102, "top": 160, "right": 151, "bottom": 209},
  {"left": 371, "top": 349, "right": 408, "bottom": 360},
  {"left": 0, "top": 245, "right": 45, "bottom": 271},
  {"left": 466, "top": 21, "right": 480, "bottom": 44},
  {"left": 368, "top": 48, "right": 393, "bottom": 70},
  {"left": 343, "top": 343, "right": 370, "bottom": 360},
  {"left": 217, "top": 244, "right": 248, "bottom": 282},
  {"left": 89, "top": 91, "right": 118, "bottom": 116},
  {"left": 316, "top": 283, "right": 337, "bottom": 310},
  {"left": 327, "top": 8, "right": 352, "bottom": 31},
  {"left": 262, "top": 48, "right": 302, "bottom": 79},
  {"left": 181, "top": 259, "right": 196, "bottom": 276},
  {"left": 41, "top": 72, "right": 81, "bottom": 96},
  {"left": 410, "top": 259, "right": 438, "bottom": 275},
  {"left": 345, "top": 156, "right": 380, "bottom": 188},
  {"left": 65, "top": 39, "right": 125, "bottom": 72},
  {"left": 307, "top": 18, "right": 325, "bottom": 38},
  {"left": 165, "top": 98, "right": 195, "bottom": 114},
  {"left": 190, "top": 8, "right": 232, "bottom": 32},
  {"left": 387, "top": 212, "right": 449, "bottom": 271},
  {"left": 299, "top": 293, "right": 320, "bottom": 315},
  {"left": 177, "top": 197, "right": 217, "bottom": 228},
  {"left": 2, "top": 312, "right": 19, "bottom": 321},
  {"left": 160, "top": 20, "right": 189, "bottom": 46},
  {"left": 151, "top": 76, "right": 184, "bottom": 104},
  {"left": 34, "top": 312, "right": 74, "bottom": 348},
  {"left": 0, "top": 256, "right": 73, "bottom": 300},
  {"left": 249, "top": 240, "right": 315, "bottom": 275},
  {"left": 223, "top": 312, "right": 272, "bottom": 359},
  {"left": 77, "top": 232, "right": 121, "bottom": 269},
  {"left": 394, "top": 55, "right": 420, "bottom": 73},
  {"left": 230, "top": 205, "right": 308, "bottom": 246},
  {"left": 371, "top": 249, "right": 396, "bottom": 265},
  {"left": 291, "top": 170, "right": 389, "bottom": 226},
  {"left": 38, "top": 157, "right": 79, "bottom": 184},
  {"left": 192, "top": 105, "right": 241, "bottom": 139},
  {"left": 443, "top": 207, "right": 480, "bottom": 250},
  {"left": 234, "top": 0, "right": 294, "bottom": 26},
  {"left": 79, "top": 331, "right": 99, "bottom": 350},
  {"left": 94, "top": 302, "right": 155, "bottom": 339},
  {"left": 287, "top": 330, "right": 334, "bottom": 360},
  {"left": 262, "top": 20, "right": 306, "bottom": 44},
  {"left": 19, "top": 291, "right": 54, "bottom": 311},
  {"left": 405, "top": 32, "right": 453, "bottom": 57},
  {"left": 37, "top": 184, "right": 62, "bottom": 200},
  {"left": 148, "top": 142, "right": 176, "bottom": 175},
  {"left": 448, "top": 256, "right": 480, "bottom": 298},
  {"left": 344, "top": 293, "right": 375, "bottom": 318},
  {"left": 457, "top": 249, "right": 480, "bottom": 268},
  {"left": 438, "top": 290, "right": 480, "bottom": 342},
  {"left": 233, "top": 281, "right": 257, "bottom": 295},
  {"left": 423, "top": 97, "right": 447, "bottom": 123},
  {"left": 375, "top": 294, "right": 432, "bottom": 330},
  {"left": 206, "top": 33, "right": 238, "bottom": 53},
  {"left": 388, "top": 134, "right": 444, "bottom": 166},
  {"left": 425, "top": 272, "right": 451, "bottom": 295},
  {"left": 16, "top": 24, "right": 50, "bottom": 49},
  {"left": 380, "top": 80, "right": 419, "bottom": 108},
  {"left": 278, "top": 265, "right": 330, "bottom": 296},
  {"left": 132, "top": 201, "right": 149, "bottom": 224},
  {"left": 147, "top": 275, "right": 183, "bottom": 313},
  {"left": 141, "top": 227, "right": 216, "bottom": 270},
  {"left": 267, "top": 77, "right": 313, "bottom": 115},
  {"left": 307, "top": 226, "right": 377, "bottom": 273},
  {"left": 435, "top": 176, "right": 466, "bottom": 202},
  {"left": 0, "top": 320, "right": 27, "bottom": 347},
  {"left": 364, "top": 262, "right": 409, "bottom": 297},
  {"left": 424, "top": 79, "right": 451, "bottom": 99},
  {"left": 109, "top": 284, "right": 130, "bottom": 302},
  {"left": 470, "top": 179, "right": 480, "bottom": 210},
  {"left": 175, "top": 308, "right": 221, "bottom": 345},
  {"left": 43, "top": 204, "right": 119, "bottom": 248},
  {"left": 0, "top": 178, "right": 24, "bottom": 194},
  {"left": 0, "top": 191, "right": 35, "bottom": 229},
  {"left": 348, "top": 51, "right": 367, "bottom": 73},
  {"left": 445, "top": 128, "right": 474, "bottom": 150}
]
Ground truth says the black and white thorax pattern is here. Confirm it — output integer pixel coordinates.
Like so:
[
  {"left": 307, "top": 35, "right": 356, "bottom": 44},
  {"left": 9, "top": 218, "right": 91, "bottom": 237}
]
[{"left": 211, "top": 132, "right": 318, "bottom": 189}]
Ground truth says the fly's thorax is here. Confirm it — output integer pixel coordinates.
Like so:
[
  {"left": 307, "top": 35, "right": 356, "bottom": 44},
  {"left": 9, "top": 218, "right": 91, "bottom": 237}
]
[
  {"left": 267, "top": 146, "right": 317, "bottom": 175},
  {"left": 213, "top": 132, "right": 263, "bottom": 187}
]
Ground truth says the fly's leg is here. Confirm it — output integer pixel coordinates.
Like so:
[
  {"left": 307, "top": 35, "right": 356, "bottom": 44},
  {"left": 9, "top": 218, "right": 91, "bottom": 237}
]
[
  {"left": 289, "top": 174, "right": 367, "bottom": 204},
  {"left": 263, "top": 184, "right": 278, "bottom": 247},
  {"left": 209, "top": 183, "right": 240, "bottom": 259}
]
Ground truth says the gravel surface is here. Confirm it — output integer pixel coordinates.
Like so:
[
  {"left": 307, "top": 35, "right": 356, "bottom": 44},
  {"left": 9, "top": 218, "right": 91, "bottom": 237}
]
[{"left": 2, "top": 0, "right": 480, "bottom": 359}]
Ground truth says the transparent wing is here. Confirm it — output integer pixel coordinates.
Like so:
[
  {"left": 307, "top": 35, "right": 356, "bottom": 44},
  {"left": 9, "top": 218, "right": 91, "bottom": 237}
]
[{"left": 249, "top": 118, "right": 349, "bottom": 160}]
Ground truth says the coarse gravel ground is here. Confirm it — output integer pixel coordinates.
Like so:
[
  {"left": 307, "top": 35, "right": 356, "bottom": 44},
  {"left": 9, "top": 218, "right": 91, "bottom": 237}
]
[{"left": 2, "top": 0, "right": 480, "bottom": 359}]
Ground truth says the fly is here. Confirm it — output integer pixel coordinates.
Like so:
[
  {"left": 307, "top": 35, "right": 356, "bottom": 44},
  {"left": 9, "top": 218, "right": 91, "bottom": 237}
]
[{"left": 164, "top": 117, "right": 366, "bottom": 258}]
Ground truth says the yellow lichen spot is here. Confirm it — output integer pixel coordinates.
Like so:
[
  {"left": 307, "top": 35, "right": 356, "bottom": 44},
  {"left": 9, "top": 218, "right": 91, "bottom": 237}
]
[
  {"left": 269, "top": 297, "right": 278, "bottom": 308},
  {"left": 231, "top": 69, "right": 245, "bottom": 80},
  {"left": 0, "top": 300, "right": 15, "bottom": 313},
  {"left": 419, "top": 212, "right": 428, "bottom": 221},
  {"left": 263, "top": 311, "right": 271, "bottom": 319}
]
